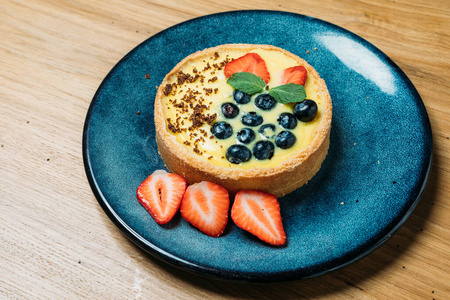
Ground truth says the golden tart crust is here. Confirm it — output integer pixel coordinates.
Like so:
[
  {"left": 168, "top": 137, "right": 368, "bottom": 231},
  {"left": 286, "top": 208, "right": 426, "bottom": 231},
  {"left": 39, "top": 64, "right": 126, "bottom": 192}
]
[{"left": 154, "top": 44, "right": 332, "bottom": 197}]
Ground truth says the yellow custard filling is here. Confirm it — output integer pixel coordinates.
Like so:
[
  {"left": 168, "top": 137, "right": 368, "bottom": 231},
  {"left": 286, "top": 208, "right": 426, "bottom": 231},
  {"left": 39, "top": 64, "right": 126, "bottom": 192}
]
[{"left": 161, "top": 48, "right": 325, "bottom": 169}]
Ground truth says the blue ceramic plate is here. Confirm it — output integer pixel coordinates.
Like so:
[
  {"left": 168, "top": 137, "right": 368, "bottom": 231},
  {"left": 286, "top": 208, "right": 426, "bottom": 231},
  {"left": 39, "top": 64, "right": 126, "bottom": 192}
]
[{"left": 83, "top": 10, "right": 432, "bottom": 282}]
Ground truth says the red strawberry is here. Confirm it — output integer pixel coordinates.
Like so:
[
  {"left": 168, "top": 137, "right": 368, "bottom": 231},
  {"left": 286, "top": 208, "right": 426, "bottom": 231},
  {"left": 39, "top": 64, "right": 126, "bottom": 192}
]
[
  {"left": 136, "top": 170, "right": 187, "bottom": 225},
  {"left": 180, "top": 181, "right": 230, "bottom": 237},
  {"left": 231, "top": 190, "right": 286, "bottom": 246},
  {"left": 281, "top": 66, "right": 308, "bottom": 86},
  {"left": 224, "top": 53, "right": 271, "bottom": 83}
]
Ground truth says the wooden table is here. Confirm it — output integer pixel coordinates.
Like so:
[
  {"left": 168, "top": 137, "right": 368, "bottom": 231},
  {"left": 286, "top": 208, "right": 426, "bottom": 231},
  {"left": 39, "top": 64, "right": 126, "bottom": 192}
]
[{"left": 1, "top": 0, "right": 449, "bottom": 298}]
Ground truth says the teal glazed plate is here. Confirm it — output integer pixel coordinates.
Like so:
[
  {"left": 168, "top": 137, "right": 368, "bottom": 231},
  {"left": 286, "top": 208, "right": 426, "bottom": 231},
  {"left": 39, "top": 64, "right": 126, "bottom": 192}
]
[{"left": 83, "top": 10, "right": 432, "bottom": 282}]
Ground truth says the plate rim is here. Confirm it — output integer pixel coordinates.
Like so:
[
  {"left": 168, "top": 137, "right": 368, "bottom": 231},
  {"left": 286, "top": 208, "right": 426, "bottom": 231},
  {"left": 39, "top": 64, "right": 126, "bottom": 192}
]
[{"left": 82, "top": 9, "right": 433, "bottom": 282}]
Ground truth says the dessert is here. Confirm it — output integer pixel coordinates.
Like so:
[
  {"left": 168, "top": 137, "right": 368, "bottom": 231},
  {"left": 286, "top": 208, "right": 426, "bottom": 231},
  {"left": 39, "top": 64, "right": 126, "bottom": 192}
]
[{"left": 154, "top": 44, "right": 332, "bottom": 197}]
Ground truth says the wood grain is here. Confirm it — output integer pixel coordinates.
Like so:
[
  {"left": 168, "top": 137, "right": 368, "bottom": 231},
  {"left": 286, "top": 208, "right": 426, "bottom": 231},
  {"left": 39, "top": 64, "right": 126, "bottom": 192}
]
[{"left": 1, "top": 0, "right": 449, "bottom": 298}]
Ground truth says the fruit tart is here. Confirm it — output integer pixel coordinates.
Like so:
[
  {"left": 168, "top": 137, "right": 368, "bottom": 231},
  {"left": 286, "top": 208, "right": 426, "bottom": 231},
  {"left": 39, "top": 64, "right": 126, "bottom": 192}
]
[{"left": 154, "top": 44, "right": 332, "bottom": 197}]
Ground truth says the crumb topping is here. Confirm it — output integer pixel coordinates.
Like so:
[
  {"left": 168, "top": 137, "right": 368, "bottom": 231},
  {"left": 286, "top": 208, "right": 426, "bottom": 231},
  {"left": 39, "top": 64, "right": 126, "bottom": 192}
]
[
  {"left": 162, "top": 52, "right": 231, "bottom": 156},
  {"left": 163, "top": 83, "right": 174, "bottom": 96}
]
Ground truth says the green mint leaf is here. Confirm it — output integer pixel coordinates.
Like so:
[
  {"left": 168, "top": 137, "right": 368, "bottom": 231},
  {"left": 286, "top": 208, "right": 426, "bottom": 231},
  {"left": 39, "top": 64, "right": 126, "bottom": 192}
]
[
  {"left": 227, "top": 72, "right": 266, "bottom": 95},
  {"left": 268, "top": 83, "right": 306, "bottom": 104}
]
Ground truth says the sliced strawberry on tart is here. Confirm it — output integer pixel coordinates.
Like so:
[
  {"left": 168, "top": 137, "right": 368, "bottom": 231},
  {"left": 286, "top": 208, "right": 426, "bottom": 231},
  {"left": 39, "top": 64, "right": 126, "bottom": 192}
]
[
  {"left": 281, "top": 66, "right": 308, "bottom": 86},
  {"left": 224, "top": 52, "right": 271, "bottom": 83}
]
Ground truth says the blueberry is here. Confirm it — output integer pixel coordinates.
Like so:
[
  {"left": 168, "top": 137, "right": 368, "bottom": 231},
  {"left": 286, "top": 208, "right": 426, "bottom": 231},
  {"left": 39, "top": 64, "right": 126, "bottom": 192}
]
[
  {"left": 241, "top": 112, "right": 263, "bottom": 127},
  {"left": 221, "top": 103, "right": 239, "bottom": 118},
  {"left": 258, "top": 124, "right": 276, "bottom": 139},
  {"left": 254, "top": 94, "right": 277, "bottom": 110},
  {"left": 233, "top": 90, "right": 251, "bottom": 104},
  {"left": 293, "top": 99, "right": 318, "bottom": 122},
  {"left": 253, "top": 141, "right": 275, "bottom": 160},
  {"left": 277, "top": 112, "right": 297, "bottom": 129},
  {"left": 237, "top": 128, "right": 256, "bottom": 144},
  {"left": 226, "top": 145, "right": 252, "bottom": 164},
  {"left": 275, "top": 131, "right": 297, "bottom": 149},
  {"left": 211, "top": 121, "right": 233, "bottom": 139}
]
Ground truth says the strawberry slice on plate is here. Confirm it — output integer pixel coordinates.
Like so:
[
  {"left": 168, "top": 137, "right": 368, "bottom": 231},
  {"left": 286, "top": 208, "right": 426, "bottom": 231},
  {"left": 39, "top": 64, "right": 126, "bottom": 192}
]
[
  {"left": 231, "top": 190, "right": 286, "bottom": 246},
  {"left": 136, "top": 170, "right": 187, "bottom": 225},
  {"left": 224, "top": 53, "right": 271, "bottom": 83},
  {"left": 180, "top": 181, "right": 230, "bottom": 237},
  {"left": 281, "top": 66, "right": 307, "bottom": 86}
]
